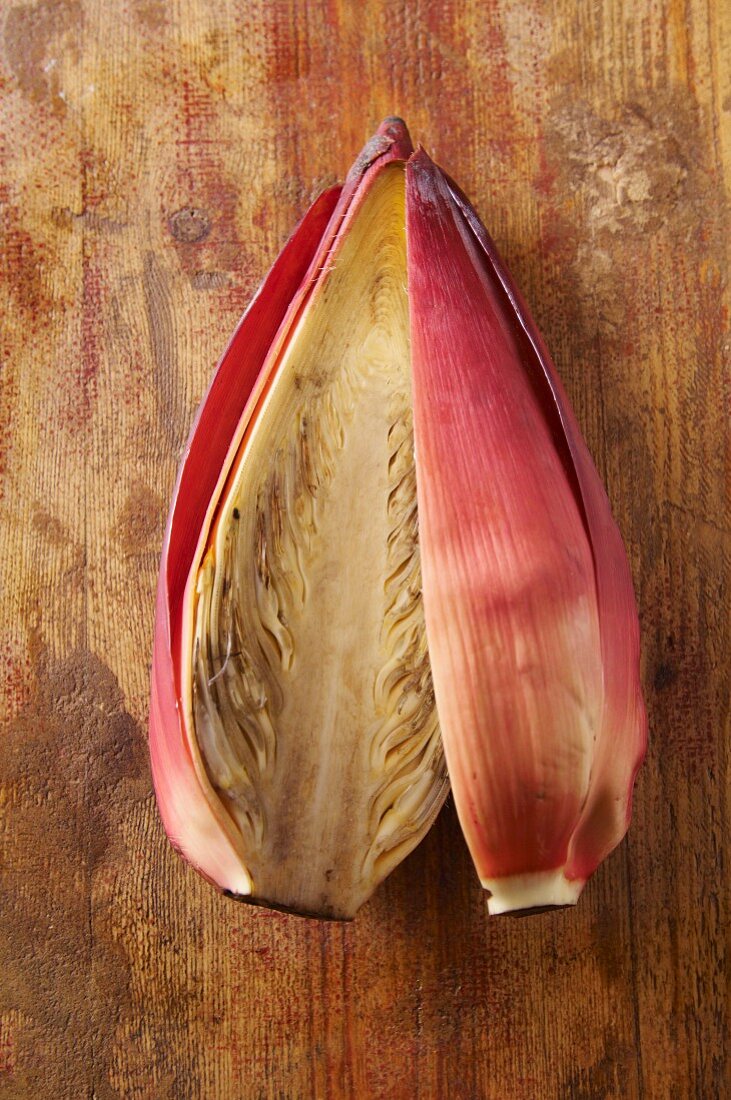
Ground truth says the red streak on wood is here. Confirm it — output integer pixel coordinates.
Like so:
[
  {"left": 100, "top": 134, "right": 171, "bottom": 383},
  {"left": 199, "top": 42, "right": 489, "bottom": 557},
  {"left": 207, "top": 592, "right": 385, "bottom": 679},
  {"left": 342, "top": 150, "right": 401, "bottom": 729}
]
[{"left": 0, "top": 1021, "right": 15, "bottom": 1078}]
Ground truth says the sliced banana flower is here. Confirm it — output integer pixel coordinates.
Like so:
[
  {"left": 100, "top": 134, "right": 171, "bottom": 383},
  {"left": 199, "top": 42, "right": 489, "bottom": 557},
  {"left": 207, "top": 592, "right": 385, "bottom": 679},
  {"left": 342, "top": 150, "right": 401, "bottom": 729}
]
[{"left": 149, "top": 119, "right": 646, "bottom": 919}]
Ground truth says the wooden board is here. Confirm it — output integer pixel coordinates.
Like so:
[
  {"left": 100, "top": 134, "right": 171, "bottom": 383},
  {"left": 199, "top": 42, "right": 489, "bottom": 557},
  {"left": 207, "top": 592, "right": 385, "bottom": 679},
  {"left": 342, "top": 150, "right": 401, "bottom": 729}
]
[{"left": 1, "top": 1, "right": 728, "bottom": 1096}]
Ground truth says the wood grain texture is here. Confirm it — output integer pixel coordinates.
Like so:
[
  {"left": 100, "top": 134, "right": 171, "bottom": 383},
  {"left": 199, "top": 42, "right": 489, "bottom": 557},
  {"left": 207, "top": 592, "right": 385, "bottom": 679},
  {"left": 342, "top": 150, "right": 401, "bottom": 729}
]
[{"left": 0, "top": 1, "right": 728, "bottom": 1097}]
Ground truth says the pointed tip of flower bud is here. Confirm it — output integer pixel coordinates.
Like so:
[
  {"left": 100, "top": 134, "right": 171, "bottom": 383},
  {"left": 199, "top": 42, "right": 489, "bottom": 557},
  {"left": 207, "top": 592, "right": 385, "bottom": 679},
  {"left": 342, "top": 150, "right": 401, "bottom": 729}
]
[
  {"left": 347, "top": 118, "right": 414, "bottom": 183},
  {"left": 376, "top": 115, "right": 412, "bottom": 148}
]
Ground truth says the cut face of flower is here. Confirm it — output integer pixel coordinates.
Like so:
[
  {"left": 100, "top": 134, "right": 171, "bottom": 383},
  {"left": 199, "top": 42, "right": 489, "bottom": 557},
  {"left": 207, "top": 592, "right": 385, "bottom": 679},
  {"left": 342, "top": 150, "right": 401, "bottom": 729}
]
[{"left": 150, "top": 118, "right": 646, "bottom": 919}]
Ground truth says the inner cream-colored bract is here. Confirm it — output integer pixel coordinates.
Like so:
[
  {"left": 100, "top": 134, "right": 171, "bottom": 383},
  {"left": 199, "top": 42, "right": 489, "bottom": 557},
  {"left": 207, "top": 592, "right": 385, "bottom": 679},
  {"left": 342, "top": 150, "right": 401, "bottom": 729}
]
[{"left": 189, "top": 164, "right": 447, "bottom": 919}]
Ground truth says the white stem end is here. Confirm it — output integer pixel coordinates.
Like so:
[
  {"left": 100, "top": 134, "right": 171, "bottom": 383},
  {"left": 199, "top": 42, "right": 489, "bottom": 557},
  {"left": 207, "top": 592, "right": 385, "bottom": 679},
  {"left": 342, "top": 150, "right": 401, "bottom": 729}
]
[{"left": 481, "top": 869, "right": 585, "bottom": 915}]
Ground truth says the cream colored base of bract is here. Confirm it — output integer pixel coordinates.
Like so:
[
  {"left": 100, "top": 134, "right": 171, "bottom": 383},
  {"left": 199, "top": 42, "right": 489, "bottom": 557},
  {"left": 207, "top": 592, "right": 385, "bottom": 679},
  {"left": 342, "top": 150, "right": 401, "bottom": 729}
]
[{"left": 482, "top": 869, "right": 585, "bottom": 915}]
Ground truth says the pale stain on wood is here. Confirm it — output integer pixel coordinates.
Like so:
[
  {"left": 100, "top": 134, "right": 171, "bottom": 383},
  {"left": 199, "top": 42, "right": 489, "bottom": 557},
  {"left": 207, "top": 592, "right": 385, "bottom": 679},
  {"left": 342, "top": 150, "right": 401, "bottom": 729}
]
[{"left": 0, "top": 1, "right": 728, "bottom": 1097}]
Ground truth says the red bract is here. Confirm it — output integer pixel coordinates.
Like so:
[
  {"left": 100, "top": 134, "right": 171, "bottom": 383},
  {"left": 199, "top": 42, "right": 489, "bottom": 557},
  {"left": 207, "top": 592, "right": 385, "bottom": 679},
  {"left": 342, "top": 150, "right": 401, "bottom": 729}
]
[{"left": 406, "top": 149, "right": 647, "bottom": 913}]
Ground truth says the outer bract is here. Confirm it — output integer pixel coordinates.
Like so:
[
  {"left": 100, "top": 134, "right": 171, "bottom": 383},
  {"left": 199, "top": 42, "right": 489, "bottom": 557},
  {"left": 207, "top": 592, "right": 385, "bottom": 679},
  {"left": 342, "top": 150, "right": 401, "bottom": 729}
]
[
  {"left": 149, "top": 119, "right": 646, "bottom": 919},
  {"left": 407, "top": 149, "right": 646, "bottom": 914}
]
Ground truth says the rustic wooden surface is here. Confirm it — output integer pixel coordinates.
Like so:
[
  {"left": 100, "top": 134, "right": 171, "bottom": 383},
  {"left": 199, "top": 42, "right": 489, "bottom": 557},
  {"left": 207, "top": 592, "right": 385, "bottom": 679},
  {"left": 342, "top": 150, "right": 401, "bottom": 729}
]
[{"left": 0, "top": 1, "right": 728, "bottom": 1097}]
